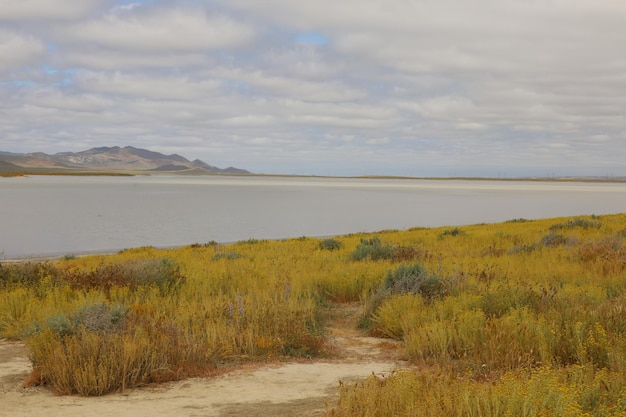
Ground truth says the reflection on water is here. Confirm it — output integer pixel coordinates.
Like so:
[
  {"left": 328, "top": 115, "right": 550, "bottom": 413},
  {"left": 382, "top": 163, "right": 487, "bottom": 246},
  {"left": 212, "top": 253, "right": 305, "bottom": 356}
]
[{"left": 1, "top": 175, "right": 625, "bottom": 258}]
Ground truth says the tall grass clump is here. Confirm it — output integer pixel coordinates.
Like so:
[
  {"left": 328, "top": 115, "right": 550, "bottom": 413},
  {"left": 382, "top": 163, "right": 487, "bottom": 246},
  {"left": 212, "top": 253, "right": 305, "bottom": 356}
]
[
  {"left": 2, "top": 246, "right": 330, "bottom": 395},
  {"left": 327, "top": 366, "right": 626, "bottom": 417},
  {"left": 362, "top": 262, "right": 448, "bottom": 332},
  {"left": 26, "top": 311, "right": 210, "bottom": 395},
  {"left": 0, "top": 262, "right": 60, "bottom": 289},
  {"left": 60, "top": 257, "right": 185, "bottom": 295}
]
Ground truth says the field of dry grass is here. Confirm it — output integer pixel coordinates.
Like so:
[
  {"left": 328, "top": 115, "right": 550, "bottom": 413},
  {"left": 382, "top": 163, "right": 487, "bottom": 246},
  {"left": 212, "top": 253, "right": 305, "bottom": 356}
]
[{"left": 1, "top": 213, "right": 625, "bottom": 416}]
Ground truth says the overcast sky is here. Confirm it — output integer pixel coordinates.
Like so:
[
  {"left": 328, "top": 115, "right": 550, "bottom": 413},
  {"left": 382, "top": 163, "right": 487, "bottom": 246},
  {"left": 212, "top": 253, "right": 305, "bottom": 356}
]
[{"left": 1, "top": 0, "right": 625, "bottom": 177}]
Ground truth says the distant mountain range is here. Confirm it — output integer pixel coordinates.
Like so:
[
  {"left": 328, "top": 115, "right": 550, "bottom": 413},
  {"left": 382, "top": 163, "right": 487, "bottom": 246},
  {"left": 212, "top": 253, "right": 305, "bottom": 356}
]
[{"left": 0, "top": 146, "right": 250, "bottom": 175}]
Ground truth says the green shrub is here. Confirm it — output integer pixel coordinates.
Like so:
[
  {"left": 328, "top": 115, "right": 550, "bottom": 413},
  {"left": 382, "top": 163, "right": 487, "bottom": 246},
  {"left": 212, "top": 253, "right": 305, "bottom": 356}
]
[
  {"left": 212, "top": 251, "right": 244, "bottom": 261},
  {"left": 540, "top": 232, "right": 568, "bottom": 247},
  {"left": 550, "top": 217, "right": 603, "bottom": 231},
  {"left": 506, "top": 218, "right": 530, "bottom": 223},
  {"left": 73, "top": 303, "right": 129, "bottom": 334},
  {"left": 29, "top": 303, "right": 129, "bottom": 338},
  {"left": 238, "top": 238, "right": 262, "bottom": 245},
  {"left": 383, "top": 262, "right": 446, "bottom": 300},
  {"left": 439, "top": 227, "right": 465, "bottom": 239},
  {"left": 43, "top": 314, "right": 74, "bottom": 338},
  {"left": 507, "top": 244, "right": 539, "bottom": 255},
  {"left": 349, "top": 237, "right": 426, "bottom": 262},
  {"left": 318, "top": 238, "right": 343, "bottom": 251},
  {"left": 350, "top": 237, "right": 395, "bottom": 261}
]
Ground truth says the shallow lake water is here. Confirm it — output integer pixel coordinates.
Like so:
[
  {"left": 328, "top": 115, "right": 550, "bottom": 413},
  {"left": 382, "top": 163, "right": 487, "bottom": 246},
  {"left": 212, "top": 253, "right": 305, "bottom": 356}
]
[{"left": 1, "top": 175, "right": 625, "bottom": 258}]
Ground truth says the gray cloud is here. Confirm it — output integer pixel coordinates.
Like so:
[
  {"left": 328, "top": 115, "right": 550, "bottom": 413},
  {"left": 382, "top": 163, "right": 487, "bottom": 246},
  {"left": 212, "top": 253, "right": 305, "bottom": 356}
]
[
  {"left": 0, "top": 0, "right": 625, "bottom": 176},
  {"left": 63, "top": 8, "right": 256, "bottom": 52},
  {"left": 0, "top": 0, "right": 108, "bottom": 21},
  {"left": 0, "top": 30, "right": 46, "bottom": 72}
]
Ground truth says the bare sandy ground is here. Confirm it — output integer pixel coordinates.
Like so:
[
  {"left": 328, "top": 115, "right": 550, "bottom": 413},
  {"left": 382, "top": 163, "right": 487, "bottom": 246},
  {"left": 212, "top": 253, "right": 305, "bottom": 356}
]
[{"left": 0, "top": 305, "right": 406, "bottom": 417}]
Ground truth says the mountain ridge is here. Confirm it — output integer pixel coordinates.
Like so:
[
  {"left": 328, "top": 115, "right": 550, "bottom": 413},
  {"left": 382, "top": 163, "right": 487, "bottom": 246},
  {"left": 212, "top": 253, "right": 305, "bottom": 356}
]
[{"left": 0, "top": 146, "right": 250, "bottom": 175}]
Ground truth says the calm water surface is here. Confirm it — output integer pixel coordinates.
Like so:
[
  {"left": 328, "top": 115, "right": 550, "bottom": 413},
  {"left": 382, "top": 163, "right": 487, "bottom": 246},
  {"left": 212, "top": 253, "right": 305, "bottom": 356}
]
[{"left": 1, "top": 175, "right": 625, "bottom": 258}]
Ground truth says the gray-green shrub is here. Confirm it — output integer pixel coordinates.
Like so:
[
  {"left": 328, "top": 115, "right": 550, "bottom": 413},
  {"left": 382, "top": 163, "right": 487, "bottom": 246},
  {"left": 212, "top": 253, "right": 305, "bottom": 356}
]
[
  {"left": 350, "top": 237, "right": 395, "bottom": 261},
  {"left": 319, "top": 238, "right": 343, "bottom": 251},
  {"left": 383, "top": 262, "right": 446, "bottom": 300}
]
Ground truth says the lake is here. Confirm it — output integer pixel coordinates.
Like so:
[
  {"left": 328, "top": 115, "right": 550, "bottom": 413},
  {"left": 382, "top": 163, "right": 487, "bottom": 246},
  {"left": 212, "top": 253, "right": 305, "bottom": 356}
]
[{"left": 1, "top": 175, "right": 625, "bottom": 259}]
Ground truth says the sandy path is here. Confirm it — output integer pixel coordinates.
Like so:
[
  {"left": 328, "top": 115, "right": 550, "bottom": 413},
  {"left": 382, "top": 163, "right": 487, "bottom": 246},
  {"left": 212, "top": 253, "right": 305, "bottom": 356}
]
[{"left": 0, "top": 305, "right": 405, "bottom": 417}]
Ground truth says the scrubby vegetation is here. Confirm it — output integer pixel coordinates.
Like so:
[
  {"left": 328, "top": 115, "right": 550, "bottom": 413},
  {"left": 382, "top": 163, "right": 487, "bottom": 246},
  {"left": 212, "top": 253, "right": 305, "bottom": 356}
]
[
  {"left": 330, "top": 213, "right": 626, "bottom": 416},
  {"left": 1, "top": 213, "right": 626, "bottom": 416}
]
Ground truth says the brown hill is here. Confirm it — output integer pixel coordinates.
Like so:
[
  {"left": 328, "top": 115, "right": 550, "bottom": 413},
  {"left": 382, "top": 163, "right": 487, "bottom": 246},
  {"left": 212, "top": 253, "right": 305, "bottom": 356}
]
[{"left": 0, "top": 146, "right": 250, "bottom": 174}]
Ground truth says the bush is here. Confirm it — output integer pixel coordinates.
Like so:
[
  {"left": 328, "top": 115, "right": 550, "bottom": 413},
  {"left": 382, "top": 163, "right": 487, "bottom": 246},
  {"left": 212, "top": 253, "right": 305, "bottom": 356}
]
[
  {"left": 505, "top": 218, "right": 530, "bottom": 223},
  {"left": 383, "top": 262, "right": 446, "bottom": 300},
  {"left": 61, "top": 258, "right": 185, "bottom": 294},
  {"left": 25, "top": 302, "right": 212, "bottom": 395},
  {"left": 0, "top": 262, "right": 60, "bottom": 289},
  {"left": 212, "top": 251, "right": 244, "bottom": 261},
  {"left": 73, "top": 303, "right": 129, "bottom": 334},
  {"left": 237, "top": 238, "right": 262, "bottom": 245},
  {"left": 27, "top": 326, "right": 198, "bottom": 396},
  {"left": 390, "top": 246, "right": 428, "bottom": 262},
  {"left": 28, "top": 303, "right": 130, "bottom": 338},
  {"left": 507, "top": 244, "right": 539, "bottom": 255},
  {"left": 349, "top": 237, "right": 427, "bottom": 262},
  {"left": 540, "top": 232, "right": 568, "bottom": 247},
  {"left": 550, "top": 217, "right": 603, "bottom": 231},
  {"left": 349, "top": 237, "right": 396, "bottom": 261},
  {"left": 318, "top": 238, "right": 343, "bottom": 251},
  {"left": 439, "top": 227, "right": 465, "bottom": 239},
  {"left": 577, "top": 236, "right": 625, "bottom": 274},
  {"left": 361, "top": 262, "right": 446, "bottom": 330}
]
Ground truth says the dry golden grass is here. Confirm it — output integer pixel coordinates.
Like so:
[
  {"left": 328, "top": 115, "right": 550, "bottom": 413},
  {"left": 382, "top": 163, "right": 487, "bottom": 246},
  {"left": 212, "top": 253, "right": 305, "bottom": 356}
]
[{"left": 1, "top": 213, "right": 625, "bottom": 416}]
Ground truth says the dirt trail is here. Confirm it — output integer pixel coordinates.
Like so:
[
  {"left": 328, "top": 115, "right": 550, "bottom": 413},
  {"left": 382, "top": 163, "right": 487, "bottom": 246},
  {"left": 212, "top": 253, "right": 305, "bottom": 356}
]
[{"left": 0, "top": 304, "right": 405, "bottom": 417}]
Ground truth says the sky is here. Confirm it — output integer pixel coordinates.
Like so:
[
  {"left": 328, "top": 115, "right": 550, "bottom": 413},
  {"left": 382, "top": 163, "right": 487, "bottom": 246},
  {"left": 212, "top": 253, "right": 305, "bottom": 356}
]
[{"left": 1, "top": 0, "right": 625, "bottom": 177}]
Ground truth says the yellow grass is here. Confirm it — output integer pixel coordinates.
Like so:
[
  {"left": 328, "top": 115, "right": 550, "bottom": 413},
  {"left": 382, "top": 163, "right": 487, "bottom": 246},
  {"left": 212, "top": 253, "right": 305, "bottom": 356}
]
[{"left": 1, "top": 213, "right": 625, "bottom": 415}]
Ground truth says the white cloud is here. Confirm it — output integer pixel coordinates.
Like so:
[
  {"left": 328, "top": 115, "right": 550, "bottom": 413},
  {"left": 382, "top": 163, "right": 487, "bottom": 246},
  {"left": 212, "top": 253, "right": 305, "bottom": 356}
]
[
  {"left": 75, "top": 70, "right": 222, "bottom": 100},
  {"left": 1, "top": 0, "right": 625, "bottom": 176},
  {"left": 0, "top": 0, "right": 107, "bottom": 21},
  {"left": 0, "top": 30, "right": 45, "bottom": 71},
  {"left": 212, "top": 67, "right": 366, "bottom": 102},
  {"left": 65, "top": 8, "right": 255, "bottom": 52}
]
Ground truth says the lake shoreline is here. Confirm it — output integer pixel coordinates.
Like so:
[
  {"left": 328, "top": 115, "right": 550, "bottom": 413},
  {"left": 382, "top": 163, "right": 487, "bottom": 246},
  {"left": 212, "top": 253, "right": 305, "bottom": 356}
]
[
  {"left": 2, "top": 176, "right": 625, "bottom": 259},
  {"left": 3, "top": 169, "right": 626, "bottom": 183}
]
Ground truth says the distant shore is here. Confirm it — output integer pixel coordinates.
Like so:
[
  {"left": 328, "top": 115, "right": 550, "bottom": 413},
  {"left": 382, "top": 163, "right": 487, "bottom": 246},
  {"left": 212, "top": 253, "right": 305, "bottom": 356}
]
[{"left": 3, "top": 169, "right": 626, "bottom": 183}]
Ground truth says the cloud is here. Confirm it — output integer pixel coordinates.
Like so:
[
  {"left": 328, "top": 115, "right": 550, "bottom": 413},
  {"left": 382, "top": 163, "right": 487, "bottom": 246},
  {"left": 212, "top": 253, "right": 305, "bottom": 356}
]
[
  {"left": 64, "top": 8, "right": 255, "bottom": 52},
  {"left": 212, "top": 67, "right": 367, "bottom": 102},
  {"left": 1, "top": 0, "right": 625, "bottom": 176},
  {"left": 0, "top": 30, "right": 46, "bottom": 72},
  {"left": 75, "top": 70, "right": 222, "bottom": 100},
  {"left": 0, "top": 0, "right": 108, "bottom": 21}
]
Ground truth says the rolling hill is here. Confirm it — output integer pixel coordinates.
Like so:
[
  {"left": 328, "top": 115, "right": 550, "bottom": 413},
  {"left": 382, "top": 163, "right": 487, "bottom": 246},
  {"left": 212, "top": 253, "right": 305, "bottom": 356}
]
[{"left": 0, "top": 146, "right": 250, "bottom": 175}]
